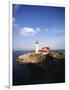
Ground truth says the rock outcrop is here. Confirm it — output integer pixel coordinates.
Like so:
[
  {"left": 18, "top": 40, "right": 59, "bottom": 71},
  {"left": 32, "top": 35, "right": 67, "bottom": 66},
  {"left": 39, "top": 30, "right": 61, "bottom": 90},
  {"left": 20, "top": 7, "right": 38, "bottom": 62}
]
[
  {"left": 17, "top": 51, "right": 65, "bottom": 64},
  {"left": 17, "top": 53, "right": 44, "bottom": 64}
]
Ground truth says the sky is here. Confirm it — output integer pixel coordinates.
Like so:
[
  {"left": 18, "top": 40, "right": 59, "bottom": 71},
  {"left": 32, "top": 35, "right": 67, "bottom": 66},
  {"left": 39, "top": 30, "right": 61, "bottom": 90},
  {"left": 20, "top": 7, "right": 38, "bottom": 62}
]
[{"left": 13, "top": 4, "right": 65, "bottom": 50}]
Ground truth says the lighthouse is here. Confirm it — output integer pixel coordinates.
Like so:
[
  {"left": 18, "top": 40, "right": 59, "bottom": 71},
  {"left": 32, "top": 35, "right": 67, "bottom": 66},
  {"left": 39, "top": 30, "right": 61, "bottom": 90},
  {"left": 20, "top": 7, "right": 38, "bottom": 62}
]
[{"left": 35, "top": 40, "right": 39, "bottom": 53}]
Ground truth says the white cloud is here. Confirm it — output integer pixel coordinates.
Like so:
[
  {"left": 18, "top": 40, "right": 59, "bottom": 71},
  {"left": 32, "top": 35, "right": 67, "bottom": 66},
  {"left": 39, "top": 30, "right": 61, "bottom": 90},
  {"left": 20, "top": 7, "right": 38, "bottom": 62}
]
[
  {"left": 12, "top": 17, "right": 15, "bottom": 22},
  {"left": 12, "top": 17, "right": 18, "bottom": 29},
  {"left": 45, "top": 28, "right": 49, "bottom": 32},
  {"left": 51, "top": 28, "right": 64, "bottom": 34},
  {"left": 45, "top": 28, "right": 64, "bottom": 34},
  {"left": 36, "top": 27, "right": 41, "bottom": 32},
  {"left": 19, "top": 27, "right": 40, "bottom": 37}
]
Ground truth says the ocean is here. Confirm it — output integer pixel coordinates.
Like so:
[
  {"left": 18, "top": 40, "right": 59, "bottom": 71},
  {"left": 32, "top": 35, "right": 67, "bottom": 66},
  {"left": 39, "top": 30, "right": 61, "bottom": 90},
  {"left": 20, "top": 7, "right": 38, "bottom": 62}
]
[{"left": 13, "top": 50, "right": 65, "bottom": 86}]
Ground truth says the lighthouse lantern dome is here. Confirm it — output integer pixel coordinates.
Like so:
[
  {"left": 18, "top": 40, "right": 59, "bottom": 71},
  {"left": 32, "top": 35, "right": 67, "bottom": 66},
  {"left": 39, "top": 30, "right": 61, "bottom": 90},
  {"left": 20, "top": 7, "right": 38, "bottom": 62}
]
[{"left": 36, "top": 40, "right": 38, "bottom": 44}]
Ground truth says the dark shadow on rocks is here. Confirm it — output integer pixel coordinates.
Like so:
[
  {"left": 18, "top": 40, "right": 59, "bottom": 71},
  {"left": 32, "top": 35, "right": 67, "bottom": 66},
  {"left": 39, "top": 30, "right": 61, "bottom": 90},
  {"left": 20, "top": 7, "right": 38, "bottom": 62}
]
[{"left": 13, "top": 53, "right": 65, "bottom": 85}]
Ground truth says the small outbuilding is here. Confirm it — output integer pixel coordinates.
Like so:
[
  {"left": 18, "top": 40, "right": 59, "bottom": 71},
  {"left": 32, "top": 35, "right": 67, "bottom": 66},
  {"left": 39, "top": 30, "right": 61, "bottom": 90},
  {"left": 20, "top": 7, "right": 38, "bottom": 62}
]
[{"left": 39, "top": 47, "right": 51, "bottom": 54}]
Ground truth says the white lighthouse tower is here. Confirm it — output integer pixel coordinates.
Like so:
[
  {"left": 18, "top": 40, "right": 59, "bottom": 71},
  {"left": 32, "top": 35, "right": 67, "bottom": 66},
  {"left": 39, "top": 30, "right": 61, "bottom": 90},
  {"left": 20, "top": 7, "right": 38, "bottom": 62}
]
[{"left": 35, "top": 40, "right": 39, "bottom": 53}]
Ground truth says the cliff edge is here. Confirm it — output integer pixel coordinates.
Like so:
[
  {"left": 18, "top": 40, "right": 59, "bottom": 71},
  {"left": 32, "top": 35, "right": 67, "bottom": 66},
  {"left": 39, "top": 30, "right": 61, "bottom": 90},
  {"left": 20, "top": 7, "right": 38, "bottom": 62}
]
[{"left": 16, "top": 51, "right": 65, "bottom": 64}]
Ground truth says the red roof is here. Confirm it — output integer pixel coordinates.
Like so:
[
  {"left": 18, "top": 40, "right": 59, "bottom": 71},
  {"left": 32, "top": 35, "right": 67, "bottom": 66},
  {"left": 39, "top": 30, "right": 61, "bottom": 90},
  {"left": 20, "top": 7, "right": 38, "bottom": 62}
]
[
  {"left": 42, "top": 47, "right": 50, "bottom": 50},
  {"left": 39, "top": 47, "right": 51, "bottom": 52}
]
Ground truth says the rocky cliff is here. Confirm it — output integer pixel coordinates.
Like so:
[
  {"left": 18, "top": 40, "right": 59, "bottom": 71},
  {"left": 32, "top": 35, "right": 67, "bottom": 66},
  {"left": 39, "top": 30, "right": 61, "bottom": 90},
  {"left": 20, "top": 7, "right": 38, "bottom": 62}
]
[{"left": 17, "top": 51, "right": 65, "bottom": 64}]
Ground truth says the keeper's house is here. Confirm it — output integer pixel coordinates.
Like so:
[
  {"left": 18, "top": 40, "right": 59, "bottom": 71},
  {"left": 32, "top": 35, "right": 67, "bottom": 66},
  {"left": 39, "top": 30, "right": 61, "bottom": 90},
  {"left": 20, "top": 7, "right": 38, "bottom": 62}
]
[{"left": 39, "top": 47, "right": 51, "bottom": 55}]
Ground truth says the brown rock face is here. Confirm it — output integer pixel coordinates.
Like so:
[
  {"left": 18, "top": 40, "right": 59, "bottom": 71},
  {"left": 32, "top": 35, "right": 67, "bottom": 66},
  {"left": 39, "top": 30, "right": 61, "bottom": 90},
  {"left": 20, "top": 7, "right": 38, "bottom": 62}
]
[
  {"left": 17, "top": 53, "right": 44, "bottom": 64},
  {"left": 17, "top": 51, "right": 65, "bottom": 64}
]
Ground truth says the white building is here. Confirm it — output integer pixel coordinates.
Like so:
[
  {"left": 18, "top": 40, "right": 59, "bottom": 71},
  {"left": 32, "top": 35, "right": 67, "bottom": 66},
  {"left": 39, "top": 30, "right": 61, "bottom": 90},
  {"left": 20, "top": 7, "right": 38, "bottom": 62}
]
[
  {"left": 35, "top": 40, "right": 51, "bottom": 54},
  {"left": 39, "top": 47, "right": 51, "bottom": 55},
  {"left": 35, "top": 40, "right": 39, "bottom": 53}
]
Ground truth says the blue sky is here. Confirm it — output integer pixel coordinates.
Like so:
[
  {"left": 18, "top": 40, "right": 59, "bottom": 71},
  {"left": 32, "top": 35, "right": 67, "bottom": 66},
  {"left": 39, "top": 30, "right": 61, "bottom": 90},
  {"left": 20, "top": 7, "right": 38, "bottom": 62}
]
[{"left": 13, "top": 4, "right": 65, "bottom": 50}]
